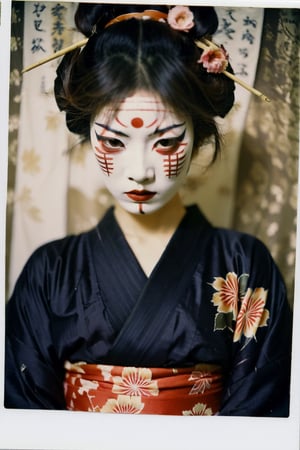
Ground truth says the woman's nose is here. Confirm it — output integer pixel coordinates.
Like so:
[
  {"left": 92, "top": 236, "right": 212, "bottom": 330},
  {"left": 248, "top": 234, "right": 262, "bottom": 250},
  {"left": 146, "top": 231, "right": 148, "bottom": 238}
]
[
  {"left": 125, "top": 150, "right": 155, "bottom": 184},
  {"left": 128, "top": 167, "right": 155, "bottom": 184}
]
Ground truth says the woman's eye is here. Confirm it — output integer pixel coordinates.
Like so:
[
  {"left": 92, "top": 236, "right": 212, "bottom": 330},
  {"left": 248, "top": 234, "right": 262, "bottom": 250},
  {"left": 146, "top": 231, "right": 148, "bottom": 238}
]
[
  {"left": 157, "top": 138, "right": 177, "bottom": 148},
  {"left": 95, "top": 133, "right": 125, "bottom": 153},
  {"left": 154, "top": 130, "right": 186, "bottom": 154},
  {"left": 104, "top": 138, "right": 124, "bottom": 148}
]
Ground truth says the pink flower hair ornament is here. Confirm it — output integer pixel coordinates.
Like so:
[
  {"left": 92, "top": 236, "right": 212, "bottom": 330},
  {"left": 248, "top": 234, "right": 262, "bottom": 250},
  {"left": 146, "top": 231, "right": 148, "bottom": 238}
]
[
  {"left": 198, "top": 45, "right": 229, "bottom": 74},
  {"left": 166, "top": 6, "right": 228, "bottom": 74},
  {"left": 167, "top": 5, "right": 194, "bottom": 32},
  {"left": 167, "top": 7, "right": 229, "bottom": 74}
]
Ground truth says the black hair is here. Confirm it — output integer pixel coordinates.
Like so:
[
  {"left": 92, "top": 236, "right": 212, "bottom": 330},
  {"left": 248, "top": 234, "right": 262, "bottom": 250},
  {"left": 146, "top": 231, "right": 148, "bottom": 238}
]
[{"left": 54, "top": 4, "right": 235, "bottom": 160}]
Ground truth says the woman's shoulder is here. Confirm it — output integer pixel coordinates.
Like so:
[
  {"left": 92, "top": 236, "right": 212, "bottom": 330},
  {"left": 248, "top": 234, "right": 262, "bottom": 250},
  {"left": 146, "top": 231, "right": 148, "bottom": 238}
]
[
  {"left": 31, "top": 227, "right": 96, "bottom": 259},
  {"left": 211, "top": 225, "right": 275, "bottom": 270},
  {"left": 191, "top": 206, "right": 277, "bottom": 277},
  {"left": 9, "top": 226, "right": 100, "bottom": 304},
  {"left": 190, "top": 205, "right": 269, "bottom": 254},
  {"left": 29, "top": 208, "right": 115, "bottom": 264},
  {"left": 20, "top": 224, "right": 101, "bottom": 282},
  {"left": 213, "top": 225, "right": 265, "bottom": 246}
]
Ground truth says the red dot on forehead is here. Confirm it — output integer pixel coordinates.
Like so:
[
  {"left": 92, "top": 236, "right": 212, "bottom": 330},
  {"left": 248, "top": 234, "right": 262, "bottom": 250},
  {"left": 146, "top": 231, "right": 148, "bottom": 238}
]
[{"left": 131, "top": 117, "right": 144, "bottom": 128}]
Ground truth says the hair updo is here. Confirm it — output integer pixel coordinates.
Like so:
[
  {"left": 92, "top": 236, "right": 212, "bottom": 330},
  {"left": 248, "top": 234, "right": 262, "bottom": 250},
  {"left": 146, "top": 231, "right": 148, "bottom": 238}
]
[{"left": 54, "top": 3, "right": 235, "bottom": 159}]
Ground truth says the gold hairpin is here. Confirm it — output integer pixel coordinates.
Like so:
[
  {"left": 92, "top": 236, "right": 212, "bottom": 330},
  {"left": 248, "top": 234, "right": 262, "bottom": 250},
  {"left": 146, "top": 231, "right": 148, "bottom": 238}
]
[
  {"left": 21, "top": 38, "right": 88, "bottom": 74},
  {"left": 22, "top": 34, "right": 270, "bottom": 102}
]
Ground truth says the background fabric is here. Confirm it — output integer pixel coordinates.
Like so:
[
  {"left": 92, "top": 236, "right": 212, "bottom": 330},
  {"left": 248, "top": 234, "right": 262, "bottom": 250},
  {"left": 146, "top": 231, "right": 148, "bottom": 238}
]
[
  {"left": 6, "top": 3, "right": 299, "bottom": 306},
  {"left": 233, "top": 9, "right": 300, "bottom": 305}
]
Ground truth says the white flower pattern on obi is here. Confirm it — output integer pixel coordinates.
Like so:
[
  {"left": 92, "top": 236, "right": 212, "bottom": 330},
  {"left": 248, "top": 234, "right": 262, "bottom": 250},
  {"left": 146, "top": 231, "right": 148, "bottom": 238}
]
[
  {"left": 64, "top": 363, "right": 223, "bottom": 414},
  {"left": 112, "top": 367, "right": 159, "bottom": 396},
  {"left": 188, "top": 370, "right": 212, "bottom": 395},
  {"left": 64, "top": 360, "right": 87, "bottom": 374},
  {"left": 97, "top": 364, "right": 114, "bottom": 381},
  {"left": 182, "top": 402, "right": 213, "bottom": 416},
  {"left": 100, "top": 395, "right": 145, "bottom": 414},
  {"left": 78, "top": 379, "right": 99, "bottom": 395}
]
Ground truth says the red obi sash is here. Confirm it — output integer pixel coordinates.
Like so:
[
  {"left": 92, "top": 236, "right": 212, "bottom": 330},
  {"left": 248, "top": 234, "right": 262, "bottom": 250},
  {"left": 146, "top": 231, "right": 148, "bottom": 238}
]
[{"left": 64, "top": 361, "right": 223, "bottom": 415}]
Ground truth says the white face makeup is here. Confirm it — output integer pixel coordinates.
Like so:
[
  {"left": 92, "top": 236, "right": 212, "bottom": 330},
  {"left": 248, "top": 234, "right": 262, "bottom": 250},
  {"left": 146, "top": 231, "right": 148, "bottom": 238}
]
[{"left": 90, "top": 92, "right": 194, "bottom": 215}]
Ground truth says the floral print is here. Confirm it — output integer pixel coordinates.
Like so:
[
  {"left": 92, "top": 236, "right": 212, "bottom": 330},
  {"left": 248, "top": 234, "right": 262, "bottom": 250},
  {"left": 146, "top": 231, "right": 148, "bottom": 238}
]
[
  {"left": 97, "top": 364, "right": 113, "bottom": 381},
  {"left": 64, "top": 360, "right": 87, "bottom": 374},
  {"left": 211, "top": 272, "right": 240, "bottom": 320},
  {"left": 78, "top": 378, "right": 99, "bottom": 395},
  {"left": 112, "top": 367, "right": 159, "bottom": 397},
  {"left": 210, "top": 271, "right": 270, "bottom": 342},
  {"left": 188, "top": 370, "right": 212, "bottom": 395},
  {"left": 233, "top": 287, "right": 269, "bottom": 342},
  {"left": 100, "top": 395, "right": 145, "bottom": 414},
  {"left": 182, "top": 403, "right": 213, "bottom": 416},
  {"left": 64, "top": 363, "right": 223, "bottom": 415}
]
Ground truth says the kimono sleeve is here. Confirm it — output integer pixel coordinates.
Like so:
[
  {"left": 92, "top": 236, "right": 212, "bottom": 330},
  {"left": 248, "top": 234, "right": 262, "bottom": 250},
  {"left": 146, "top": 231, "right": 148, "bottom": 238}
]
[
  {"left": 5, "top": 247, "right": 66, "bottom": 409},
  {"left": 219, "top": 238, "right": 293, "bottom": 417}
]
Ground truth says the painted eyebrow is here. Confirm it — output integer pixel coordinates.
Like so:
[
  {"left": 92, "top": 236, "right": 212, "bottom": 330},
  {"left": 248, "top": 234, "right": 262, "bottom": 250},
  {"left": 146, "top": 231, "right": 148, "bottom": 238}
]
[
  {"left": 94, "top": 122, "right": 129, "bottom": 137},
  {"left": 151, "top": 122, "right": 186, "bottom": 136},
  {"left": 94, "top": 121, "right": 186, "bottom": 137}
]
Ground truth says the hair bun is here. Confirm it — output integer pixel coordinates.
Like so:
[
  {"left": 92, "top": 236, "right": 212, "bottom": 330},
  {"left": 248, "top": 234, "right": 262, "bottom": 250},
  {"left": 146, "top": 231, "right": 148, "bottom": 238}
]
[
  {"left": 74, "top": 4, "right": 219, "bottom": 39},
  {"left": 74, "top": 4, "right": 169, "bottom": 36},
  {"left": 189, "top": 6, "right": 219, "bottom": 38},
  {"left": 75, "top": 3, "right": 110, "bottom": 36}
]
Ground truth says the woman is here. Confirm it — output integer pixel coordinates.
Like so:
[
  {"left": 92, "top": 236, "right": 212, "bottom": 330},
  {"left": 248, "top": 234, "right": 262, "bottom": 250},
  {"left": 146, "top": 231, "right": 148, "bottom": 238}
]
[{"left": 5, "top": 3, "right": 292, "bottom": 416}]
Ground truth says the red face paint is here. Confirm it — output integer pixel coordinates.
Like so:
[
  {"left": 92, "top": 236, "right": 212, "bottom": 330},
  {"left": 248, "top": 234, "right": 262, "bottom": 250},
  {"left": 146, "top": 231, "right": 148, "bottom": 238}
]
[
  {"left": 131, "top": 117, "right": 144, "bottom": 128},
  {"left": 90, "top": 93, "right": 194, "bottom": 215},
  {"left": 94, "top": 151, "right": 114, "bottom": 176},
  {"left": 163, "top": 150, "right": 187, "bottom": 179}
]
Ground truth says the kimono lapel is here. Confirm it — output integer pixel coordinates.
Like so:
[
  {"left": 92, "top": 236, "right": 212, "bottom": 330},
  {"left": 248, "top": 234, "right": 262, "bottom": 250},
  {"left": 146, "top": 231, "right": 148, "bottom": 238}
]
[
  {"left": 105, "top": 205, "right": 213, "bottom": 366},
  {"left": 90, "top": 207, "right": 147, "bottom": 333}
]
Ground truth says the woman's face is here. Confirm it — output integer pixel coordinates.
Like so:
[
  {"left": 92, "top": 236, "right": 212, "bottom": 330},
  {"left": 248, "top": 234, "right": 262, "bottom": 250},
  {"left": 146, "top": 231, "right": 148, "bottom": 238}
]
[{"left": 90, "top": 92, "right": 194, "bottom": 215}]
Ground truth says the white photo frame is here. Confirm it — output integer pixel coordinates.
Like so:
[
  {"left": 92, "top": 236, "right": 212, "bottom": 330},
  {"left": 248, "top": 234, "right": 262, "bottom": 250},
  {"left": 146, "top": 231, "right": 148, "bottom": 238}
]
[{"left": 1, "top": 1, "right": 299, "bottom": 449}]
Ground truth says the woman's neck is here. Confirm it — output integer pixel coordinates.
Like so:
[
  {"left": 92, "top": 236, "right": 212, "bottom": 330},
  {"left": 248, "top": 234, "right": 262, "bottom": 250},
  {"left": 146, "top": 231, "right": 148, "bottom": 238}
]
[
  {"left": 114, "top": 193, "right": 186, "bottom": 238},
  {"left": 113, "top": 194, "right": 186, "bottom": 276}
]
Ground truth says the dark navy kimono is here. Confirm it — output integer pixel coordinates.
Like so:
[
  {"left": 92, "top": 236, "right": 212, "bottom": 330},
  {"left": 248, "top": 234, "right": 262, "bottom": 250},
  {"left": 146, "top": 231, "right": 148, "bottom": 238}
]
[{"left": 5, "top": 205, "right": 292, "bottom": 415}]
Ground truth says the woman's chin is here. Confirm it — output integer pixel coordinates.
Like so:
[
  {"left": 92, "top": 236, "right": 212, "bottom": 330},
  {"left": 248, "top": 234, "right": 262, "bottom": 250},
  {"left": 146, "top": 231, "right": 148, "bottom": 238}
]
[
  {"left": 116, "top": 193, "right": 180, "bottom": 216},
  {"left": 117, "top": 201, "right": 163, "bottom": 215}
]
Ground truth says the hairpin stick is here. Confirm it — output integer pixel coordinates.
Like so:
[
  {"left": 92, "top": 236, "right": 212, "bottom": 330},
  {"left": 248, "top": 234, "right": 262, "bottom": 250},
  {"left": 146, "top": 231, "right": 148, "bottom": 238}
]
[
  {"left": 21, "top": 38, "right": 88, "bottom": 74},
  {"left": 195, "top": 39, "right": 271, "bottom": 102},
  {"left": 222, "top": 69, "right": 271, "bottom": 102}
]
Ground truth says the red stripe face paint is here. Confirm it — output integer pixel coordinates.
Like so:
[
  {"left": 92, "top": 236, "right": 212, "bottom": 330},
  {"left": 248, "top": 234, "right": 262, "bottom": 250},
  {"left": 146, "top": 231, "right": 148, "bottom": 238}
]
[{"left": 90, "top": 92, "right": 194, "bottom": 215}]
